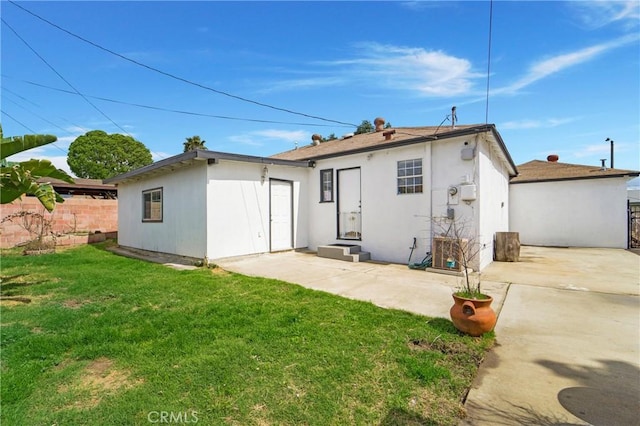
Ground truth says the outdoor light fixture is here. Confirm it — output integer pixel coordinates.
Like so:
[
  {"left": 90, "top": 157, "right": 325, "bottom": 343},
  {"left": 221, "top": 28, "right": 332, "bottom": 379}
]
[{"left": 261, "top": 165, "right": 269, "bottom": 184}]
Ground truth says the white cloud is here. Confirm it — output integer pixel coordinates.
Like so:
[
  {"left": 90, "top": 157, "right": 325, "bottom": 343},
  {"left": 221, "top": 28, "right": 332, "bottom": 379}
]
[
  {"left": 495, "top": 34, "right": 640, "bottom": 95},
  {"left": 258, "top": 77, "right": 346, "bottom": 94},
  {"left": 228, "top": 129, "right": 309, "bottom": 147},
  {"left": 569, "top": 1, "right": 640, "bottom": 30},
  {"left": 574, "top": 141, "right": 635, "bottom": 159},
  {"left": 322, "top": 42, "right": 482, "bottom": 97},
  {"left": 399, "top": 1, "right": 452, "bottom": 12},
  {"left": 7, "top": 152, "right": 74, "bottom": 176},
  {"left": 501, "top": 117, "right": 580, "bottom": 130},
  {"left": 265, "top": 42, "right": 481, "bottom": 97},
  {"left": 573, "top": 143, "right": 611, "bottom": 158},
  {"left": 152, "top": 151, "right": 171, "bottom": 162}
]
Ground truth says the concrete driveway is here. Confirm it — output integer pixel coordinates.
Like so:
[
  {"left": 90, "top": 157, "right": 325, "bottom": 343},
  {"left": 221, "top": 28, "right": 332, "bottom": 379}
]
[
  {"left": 463, "top": 247, "right": 640, "bottom": 426},
  {"left": 215, "top": 246, "right": 640, "bottom": 425}
]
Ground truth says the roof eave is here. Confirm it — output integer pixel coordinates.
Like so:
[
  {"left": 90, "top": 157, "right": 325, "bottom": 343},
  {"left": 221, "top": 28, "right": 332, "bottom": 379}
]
[
  {"left": 511, "top": 172, "right": 640, "bottom": 184},
  {"left": 104, "top": 150, "right": 312, "bottom": 184},
  {"left": 286, "top": 125, "right": 518, "bottom": 173},
  {"left": 487, "top": 124, "right": 518, "bottom": 177}
]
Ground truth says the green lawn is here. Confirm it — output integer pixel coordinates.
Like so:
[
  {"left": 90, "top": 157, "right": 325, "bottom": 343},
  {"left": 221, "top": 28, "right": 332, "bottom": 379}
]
[{"left": 0, "top": 243, "right": 493, "bottom": 425}]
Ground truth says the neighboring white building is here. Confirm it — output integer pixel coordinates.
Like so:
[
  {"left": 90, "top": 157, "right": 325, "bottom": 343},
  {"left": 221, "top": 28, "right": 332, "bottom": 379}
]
[
  {"left": 510, "top": 158, "right": 639, "bottom": 249},
  {"left": 106, "top": 122, "right": 517, "bottom": 270}
]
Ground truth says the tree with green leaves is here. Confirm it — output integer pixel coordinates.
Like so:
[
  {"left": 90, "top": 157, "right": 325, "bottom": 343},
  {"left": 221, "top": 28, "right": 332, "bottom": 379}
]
[
  {"left": 67, "top": 130, "right": 153, "bottom": 179},
  {"left": 183, "top": 135, "right": 207, "bottom": 152},
  {"left": 0, "top": 124, "right": 74, "bottom": 212},
  {"left": 355, "top": 120, "right": 373, "bottom": 135},
  {"left": 354, "top": 119, "right": 392, "bottom": 135}
]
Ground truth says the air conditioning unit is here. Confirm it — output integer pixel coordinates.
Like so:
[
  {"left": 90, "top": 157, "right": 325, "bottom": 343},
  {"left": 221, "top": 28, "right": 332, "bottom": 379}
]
[{"left": 432, "top": 237, "right": 468, "bottom": 272}]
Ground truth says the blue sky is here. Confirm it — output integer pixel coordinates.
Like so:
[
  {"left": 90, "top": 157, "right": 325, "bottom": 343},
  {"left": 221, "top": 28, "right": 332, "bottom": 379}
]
[{"left": 2, "top": 1, "right": 639, "bottom": 185}]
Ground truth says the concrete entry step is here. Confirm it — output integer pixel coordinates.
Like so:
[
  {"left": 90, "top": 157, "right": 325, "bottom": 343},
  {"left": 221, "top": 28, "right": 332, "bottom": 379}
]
[{"left": 317, "top": 244, "right": 371, "bottom": 263}]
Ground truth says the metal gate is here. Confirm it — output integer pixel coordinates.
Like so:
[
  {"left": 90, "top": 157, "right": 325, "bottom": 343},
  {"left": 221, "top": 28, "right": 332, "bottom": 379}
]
[{"left": 629, "top": 201, "right": 640, "bottom": 248}]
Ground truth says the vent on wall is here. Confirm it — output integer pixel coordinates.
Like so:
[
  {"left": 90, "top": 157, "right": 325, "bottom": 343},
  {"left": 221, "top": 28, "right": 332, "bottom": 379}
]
[{"left": 432, "top": 237, "right": 468, "bottom": 272}]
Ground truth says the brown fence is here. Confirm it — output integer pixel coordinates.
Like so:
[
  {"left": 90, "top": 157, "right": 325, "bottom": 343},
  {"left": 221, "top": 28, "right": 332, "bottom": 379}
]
[{"left": 0, "top": 197, "right": 118, "bottom": 248}]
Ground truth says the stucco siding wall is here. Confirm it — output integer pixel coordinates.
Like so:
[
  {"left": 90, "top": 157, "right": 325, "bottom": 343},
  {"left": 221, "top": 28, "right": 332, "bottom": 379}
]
[
  {"left": 430, "top": 136, "right": 481, "bottom": 268},
  {"left": 309, "top": 144, "right": 431, "bottom": 264},
  {"left": 205, "top": 161, "right": 308, "bottom": 260},
  {"left": 510, "top": 178, "right": 629, "bottom": 248},
  {"left": 477, "top": 138, "right": 510, "bottom": 269},
  {"left": 117, "top": 163, "right": 207, "bottom": 258}
]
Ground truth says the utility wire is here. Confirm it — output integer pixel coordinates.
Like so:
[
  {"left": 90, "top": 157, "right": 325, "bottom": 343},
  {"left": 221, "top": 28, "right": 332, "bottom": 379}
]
[
  {"left": 2, "top": 95, "right": 76, "bottom": 155},
  {"left": 7, "top": 0, "right": 358, "bottom": 128},
  {"left": 2, "top": 110, "right": 37, "bottom": 134},
  {"left": 485, "top": 0, "right": 493, "bottom": 124},
  {"left": 1, "top": 18, "right": 133, "bottom": 138},
  {"left": 5, "top": 78, "right": 350, "bottom": 128},
  {"left": 4, "top": 91, "right": 79, "bottom": 136},
  {"left": 2, "top": 86, "right": 89, "bottom": 134}
]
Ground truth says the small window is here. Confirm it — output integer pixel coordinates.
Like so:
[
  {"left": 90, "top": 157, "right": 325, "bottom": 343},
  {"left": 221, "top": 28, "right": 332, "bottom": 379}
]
[
  {"left": 142, "top": 188, "right": 163, "bottom": 222},
  {"left": 397, "top": 159, "right": 423, "bottom": 194},
  {"left": 320, "top": 169, "right": 334, "bottom": 202}
]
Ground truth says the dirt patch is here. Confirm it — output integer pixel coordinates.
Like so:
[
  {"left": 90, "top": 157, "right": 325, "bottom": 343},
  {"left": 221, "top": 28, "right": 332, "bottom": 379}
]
[
  {"left": 408, "top": 338, "right": 485, "bottom": 366},
  {"left": 62, "top": 299, "right": 90, "bottom": 309},
  {"left": 409, "top": 338, "right": 467, "bottom": 354},
  {"left": 58, "top": 357, "right": 142, "bottom": 409},
  {"left": 1, "top": 294, "right": 53, "bottom": 307},
  {"left": 210, "top": 267, "right": 230, "bottom": 276},
  {"left": 0, "top": 298, "right": 29, "bottom": 306}
]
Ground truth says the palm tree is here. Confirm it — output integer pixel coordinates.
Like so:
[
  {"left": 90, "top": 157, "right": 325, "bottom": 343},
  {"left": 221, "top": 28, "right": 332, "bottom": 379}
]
[{"left": 183, "top": 135, "right": 207, "bottom": 152}]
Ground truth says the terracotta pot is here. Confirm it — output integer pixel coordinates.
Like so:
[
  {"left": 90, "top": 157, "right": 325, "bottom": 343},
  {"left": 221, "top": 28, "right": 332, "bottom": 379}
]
[{"left": 449, "top": 294, "right": 497, "bottom": 336}]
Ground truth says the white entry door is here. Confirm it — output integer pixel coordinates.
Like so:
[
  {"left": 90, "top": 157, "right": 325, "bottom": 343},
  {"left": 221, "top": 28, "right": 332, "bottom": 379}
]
[
  {"left": 337, "top": 168, "right": 361, "bottom": 239},
  {"left": 270, "top": 179, "right": 293, "bottom": 251}
]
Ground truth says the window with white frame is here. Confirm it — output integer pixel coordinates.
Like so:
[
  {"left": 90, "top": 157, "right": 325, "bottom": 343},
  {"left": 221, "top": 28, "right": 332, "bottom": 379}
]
[
  {"left": 142, "top": 188, "right": 163, "bottom": 222},
  {"left": 320, "top": 169, "right": 333, "bottom": 202},
  {"left": 397, "top": 159, "right": 423, "bottom": 194}
]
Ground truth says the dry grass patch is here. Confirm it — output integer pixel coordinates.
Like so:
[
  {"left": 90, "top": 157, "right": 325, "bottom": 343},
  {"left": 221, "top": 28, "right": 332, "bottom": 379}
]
[
  {"left": 210, "top": 266, "right": 230, "bottom": 276},
  {"left": 57, "top": 357, "right": 142, "bottom": 410},
  {"left": 61, "top": 299, "right": 91, "bottom": 309}
]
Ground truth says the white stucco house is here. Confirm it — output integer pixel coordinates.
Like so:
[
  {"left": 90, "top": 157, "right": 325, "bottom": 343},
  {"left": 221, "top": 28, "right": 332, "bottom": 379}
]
[
  {"left": 105, "top": 122, "right": 517, "bottom": 270},
  {"left": 510, "top": 157, "right": 639, "bottom": 249}
]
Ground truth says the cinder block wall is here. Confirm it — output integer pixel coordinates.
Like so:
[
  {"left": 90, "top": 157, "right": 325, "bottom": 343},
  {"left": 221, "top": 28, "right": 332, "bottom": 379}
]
[{"left": 0, "top": 197, "right": 118, "bottom": 248}]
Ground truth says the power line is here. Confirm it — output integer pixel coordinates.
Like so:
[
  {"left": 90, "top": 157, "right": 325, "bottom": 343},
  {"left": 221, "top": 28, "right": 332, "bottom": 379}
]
[
  {"left": 2, "top": 98, "right": 73, "bottom": 156},
  {"left": 7, "top": 0, "right": 358, "bottom": 128},
  {"left": 485, "top": 0, "right": 494, "bottom": 124},
  {"left": 4, "top": 77, "right": 349, "bottom": 128},
  {"left": 2, "top": 110, "right": 37, "bottom": 134},
  {"left": 3, "top": 91, "right": 78, "bottom": 137},
  {"left": 1, "top": 18, "right": 133, "bottom": 138},
  {"left": 2, "top": 86, "right": 90, "bottom": 134}
]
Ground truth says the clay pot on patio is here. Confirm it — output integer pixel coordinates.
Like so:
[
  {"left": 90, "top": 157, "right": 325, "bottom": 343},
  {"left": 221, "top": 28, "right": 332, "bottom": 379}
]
[{"left": 449, "top": 294, "right": 497, "bottom": 337}]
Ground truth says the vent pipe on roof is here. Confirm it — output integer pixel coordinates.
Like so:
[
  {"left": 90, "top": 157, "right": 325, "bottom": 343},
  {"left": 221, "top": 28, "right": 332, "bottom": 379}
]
[
  {"left": 547, "top": 154, "right": 559, "bottom": 162},
  {"left": 606, "top": 138, "right": 614, "bottom": 168},
  {"left": 600, "top": 159, "right": 607, "bottom": 169},
  {"left": 311, "top": 134, "right": 322, "bottom": 146},
  {"left": 451, "top": 106, "right": 457, "bottom": 129},
  {"left": 374, "top": 117, "right": 386, "bottom": 132},
  {"left": 383, "top": 129, "right": 396, "bottom": 141}
]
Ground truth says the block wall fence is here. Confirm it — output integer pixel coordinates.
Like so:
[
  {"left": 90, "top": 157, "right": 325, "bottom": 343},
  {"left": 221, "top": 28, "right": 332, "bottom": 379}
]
[{"left": 0, "top": 197, "right": 118, "bottom": 248}]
